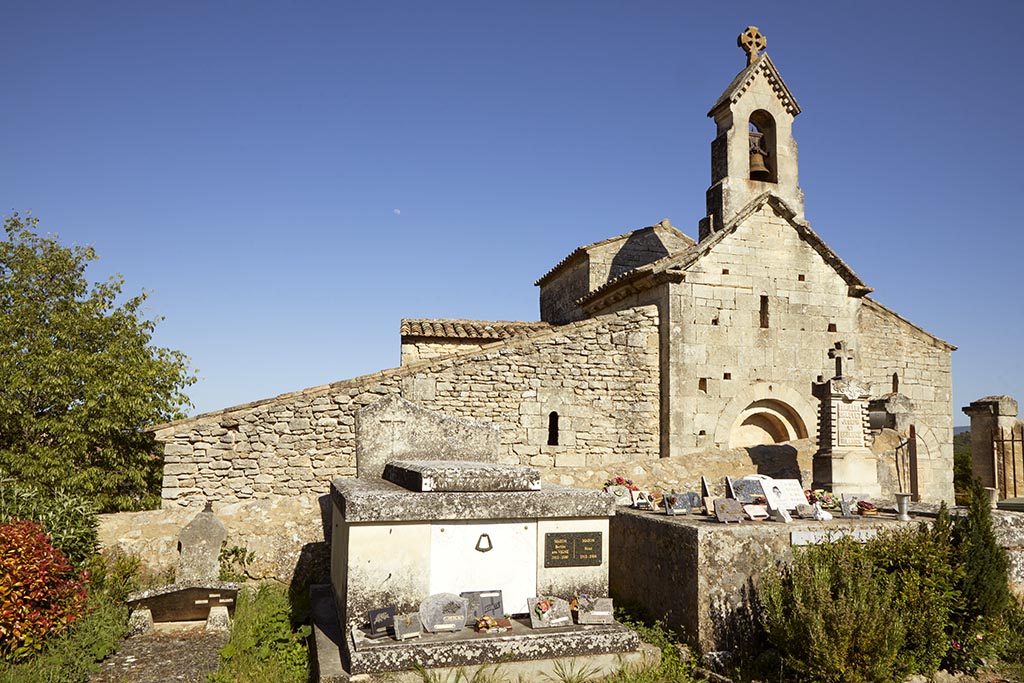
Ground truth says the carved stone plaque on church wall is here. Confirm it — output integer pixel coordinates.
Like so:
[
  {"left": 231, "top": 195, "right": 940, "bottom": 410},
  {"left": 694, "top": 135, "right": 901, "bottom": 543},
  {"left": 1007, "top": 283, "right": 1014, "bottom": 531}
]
[{"left": 835, "top": 401, "right": 864, "bottom": 448}]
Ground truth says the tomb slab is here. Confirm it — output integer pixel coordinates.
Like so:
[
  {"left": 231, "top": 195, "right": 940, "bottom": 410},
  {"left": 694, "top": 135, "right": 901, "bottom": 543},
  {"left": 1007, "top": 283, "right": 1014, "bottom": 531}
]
[{"left": 383, "top": 460, "right": 541, "bottom": 492}]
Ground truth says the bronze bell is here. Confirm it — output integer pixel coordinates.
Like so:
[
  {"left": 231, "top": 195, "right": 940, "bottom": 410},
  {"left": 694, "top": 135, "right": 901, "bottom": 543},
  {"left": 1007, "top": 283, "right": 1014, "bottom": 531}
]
[
  {"left": 748, "top": 130, "right": 772, "bottom": 181},
  {"left": 749, "top": 150, "right": 771, "bottom": 181}
]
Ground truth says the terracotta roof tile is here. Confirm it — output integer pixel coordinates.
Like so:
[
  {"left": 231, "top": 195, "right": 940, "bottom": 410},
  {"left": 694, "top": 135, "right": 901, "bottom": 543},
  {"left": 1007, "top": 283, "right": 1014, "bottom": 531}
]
[{"left": 400, "top": 318, "right": 551, "bottom": 340}]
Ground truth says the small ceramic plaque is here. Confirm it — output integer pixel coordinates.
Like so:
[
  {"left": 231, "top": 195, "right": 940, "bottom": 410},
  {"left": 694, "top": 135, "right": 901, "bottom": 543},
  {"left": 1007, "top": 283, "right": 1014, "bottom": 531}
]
[
  {"left": 714, "top": 498, "right": 745, "bottom": 523},
  {"left": 662, "top": 490, "right": 690, "bottom": 516},
  {"left": 632, "top": 491, "right": 654, "bottom": 510},
  {"left": 743, "top": 504, "right": 769, "bottom": 520},
  {"left": 607, "top": 484, "right": 633, "bottom": 506},
  {"left": 576, "top": 596, "right": 615, "bottom": 625},
  {"left": 461, "top": 590, "right": 504, "bottom": 620},
  {"left": 393, "top": 613, "right": 421, "bottom": 641},
  {"left": 367, "top": 606, "right": 395, "bottom": 638},
  {"left": 795, "top": 503, "right": 816, "bottom": 519},
  {"left": 528, "top": 597, "right": 572, "bottom": 629},
  {"left": 420, "top": 593, "right": 469, "bottom": 633},
  {"left": 731, "top": 476, "right": 769, "bottom": 504}
]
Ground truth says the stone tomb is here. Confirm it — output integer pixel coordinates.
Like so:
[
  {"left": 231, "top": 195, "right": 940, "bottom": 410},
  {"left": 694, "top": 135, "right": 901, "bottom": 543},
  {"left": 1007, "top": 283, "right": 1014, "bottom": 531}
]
[{"left": 321, "top": 397, "right": 642, "bottom": 676}]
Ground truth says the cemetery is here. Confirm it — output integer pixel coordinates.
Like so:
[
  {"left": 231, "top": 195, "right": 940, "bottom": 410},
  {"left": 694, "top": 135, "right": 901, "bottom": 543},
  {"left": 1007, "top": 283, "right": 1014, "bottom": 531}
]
[{"left": 7, "top": 19, "right": 1024, "bottom": 683}]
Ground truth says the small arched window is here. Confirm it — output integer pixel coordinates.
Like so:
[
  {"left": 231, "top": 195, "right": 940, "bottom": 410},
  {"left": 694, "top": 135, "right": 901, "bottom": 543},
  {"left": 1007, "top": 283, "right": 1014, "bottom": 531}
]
[
  {"left": 748, "top": 110, "right": 778, "bottom": 183},
  {"left": 892, "top": 372, "right": 899, "bottom": 394},
  {"left": 547, "top": 412, "right": 559, "bottom": 446}
]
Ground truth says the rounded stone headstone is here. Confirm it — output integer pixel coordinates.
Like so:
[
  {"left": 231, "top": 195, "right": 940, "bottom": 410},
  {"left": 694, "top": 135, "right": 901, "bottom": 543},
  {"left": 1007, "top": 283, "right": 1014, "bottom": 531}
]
[{"left": 419, "top": 593, "right": 468, "bottom": 633}]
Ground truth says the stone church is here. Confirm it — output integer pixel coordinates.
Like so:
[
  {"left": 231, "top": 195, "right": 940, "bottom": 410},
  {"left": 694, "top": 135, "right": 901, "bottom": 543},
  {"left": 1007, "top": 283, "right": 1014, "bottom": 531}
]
[{"left": 153, "top": 28, "right": 955, "bottom": 505}]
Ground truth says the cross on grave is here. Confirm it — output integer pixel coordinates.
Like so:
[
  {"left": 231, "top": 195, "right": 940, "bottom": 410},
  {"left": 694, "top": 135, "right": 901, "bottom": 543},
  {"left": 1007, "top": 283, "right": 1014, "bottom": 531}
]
[
  {"left": 738, "top": 26, "right": 767, "bottom": 65},
  {"left": 829, "top": 341, "right": 856, "bottom": 379},
  {"left": 377, "top": 415, "right": 407, "bottom": 460}
]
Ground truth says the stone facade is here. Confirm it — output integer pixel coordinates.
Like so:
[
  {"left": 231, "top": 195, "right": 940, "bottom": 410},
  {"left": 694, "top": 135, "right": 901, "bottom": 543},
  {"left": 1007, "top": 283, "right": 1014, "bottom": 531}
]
[{"left": 151, "top": 31, "right": 956, "bottom": 506}]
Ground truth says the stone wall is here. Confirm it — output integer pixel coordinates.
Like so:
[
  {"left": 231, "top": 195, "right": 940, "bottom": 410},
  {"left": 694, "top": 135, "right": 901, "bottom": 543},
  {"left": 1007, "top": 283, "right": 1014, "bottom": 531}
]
[
  {"left": 858, "top": 298, "right": 955, "bottom": 501},
  {"left": 400, "top": 338, "right": 491, "bottom": 366},
  {"left": 154, "top": 306, "right": 660, "bottom": 508}
]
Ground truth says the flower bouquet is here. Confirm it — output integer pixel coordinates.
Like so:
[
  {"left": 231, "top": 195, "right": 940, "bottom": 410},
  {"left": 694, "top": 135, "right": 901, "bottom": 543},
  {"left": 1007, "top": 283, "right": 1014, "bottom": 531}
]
[
  {"left": 603, "top": 476, "right": 639, "bottom": 492},
  {"left": 857, "top": 500, "right": 878, "bottom": 516},
  {"left": 805, "top": 489, "right": 838, "bottom": 509}
]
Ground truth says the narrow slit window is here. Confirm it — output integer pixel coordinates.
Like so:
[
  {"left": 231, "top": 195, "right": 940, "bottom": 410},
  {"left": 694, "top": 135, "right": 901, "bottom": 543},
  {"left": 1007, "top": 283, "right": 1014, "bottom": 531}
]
[
  {"left": 547, "top": 412, "right": 559, "bottom": 446},
  {"left": 759, "top": 295, "right": 770, "bottom": 328},
  {"left": 892, "top": 372, "right": 899, "bottom": 394},
  {"left": 699, "top": 378, "right": 708, "bottom": 393},
  {"left": 827, "top": 322, "right": 837, "bottom": 333}
]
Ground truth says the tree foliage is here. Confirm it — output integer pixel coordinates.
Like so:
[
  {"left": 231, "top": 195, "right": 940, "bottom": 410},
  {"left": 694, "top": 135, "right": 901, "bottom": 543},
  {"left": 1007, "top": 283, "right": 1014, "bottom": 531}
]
[{"left": 0, "top": 214, "right": 195, "bottom": 511}]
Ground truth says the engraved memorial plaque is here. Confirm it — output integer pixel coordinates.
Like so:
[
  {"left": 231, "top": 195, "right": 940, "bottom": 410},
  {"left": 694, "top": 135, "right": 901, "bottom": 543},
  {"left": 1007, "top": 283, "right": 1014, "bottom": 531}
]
[
  {"left": 461, "top": 590, "right": 504, "bottom": 620},
  {"left": 576, "top": 596, "right": 615, "bottom": 625},
  {"left": 544, "top": 532, "right": 602, "bottom": 568},
  {"left": 731, "top": 476, "right": 768, "bottom": 503},
  {"left": 528, "top": 597, "right": 572, "bottom": 629},
  {"left": 836, "top": 401, "right": 864, "bottom": 448},
  {"left": 367, "top": 606, "right": 395, "bottom": 638},
  {"left": 607, "top": 484, "right": 633, "bottom": 506},
  {"left": 714, "top": 498, "right": 744, "bottom": 523},
  {"left": 662, "top": 490, "right": 690, "bottom": 516},
  {"left": 393, "top": 612, "right": 421, "bottom": 640},
  {"left": 419, "top": 593, "right": 469, "bottom": 633},
  {"left": 743, "top": 504, "right": 769, "bottom": 520}
]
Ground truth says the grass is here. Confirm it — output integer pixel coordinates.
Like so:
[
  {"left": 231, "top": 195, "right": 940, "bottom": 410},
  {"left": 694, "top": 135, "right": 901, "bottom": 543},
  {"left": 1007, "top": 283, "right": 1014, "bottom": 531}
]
[{"left": 207, "top": 583, "right": 311, "bottom": 683}]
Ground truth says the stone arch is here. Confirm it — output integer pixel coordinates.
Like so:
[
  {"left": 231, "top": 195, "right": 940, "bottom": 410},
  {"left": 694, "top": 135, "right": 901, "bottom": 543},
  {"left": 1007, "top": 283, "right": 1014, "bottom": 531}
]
[{"left": 712, "top": 383, "right": 816, "bottom": 449}]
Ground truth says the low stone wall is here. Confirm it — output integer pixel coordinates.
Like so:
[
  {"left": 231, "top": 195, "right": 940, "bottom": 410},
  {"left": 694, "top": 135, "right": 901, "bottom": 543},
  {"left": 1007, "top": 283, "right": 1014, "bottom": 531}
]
[
  {"left": 611, "top": 508, "right": 1024, "bottom": 653},
  {"left": 97, "top": 494, "right": 329, "bottom": 586}
]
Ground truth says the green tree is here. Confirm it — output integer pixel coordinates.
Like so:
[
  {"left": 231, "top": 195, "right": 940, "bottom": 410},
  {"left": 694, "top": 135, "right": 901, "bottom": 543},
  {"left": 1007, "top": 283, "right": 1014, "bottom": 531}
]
[{"left": 0, "top": 213, "right": 195, "bottom": 512}]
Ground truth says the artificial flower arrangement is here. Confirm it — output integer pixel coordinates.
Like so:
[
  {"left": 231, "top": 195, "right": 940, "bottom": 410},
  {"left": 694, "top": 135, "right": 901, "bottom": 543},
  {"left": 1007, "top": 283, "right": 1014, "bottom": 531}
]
[
  {"left": 534, "top": 598, "right": 556, "bottom": 619},
  {"left": 805, "top": 489, "right": 838, "bottom": 509},
  {"left": 857, "top": 500, "right": 878, "bottom": 516},
  {"left": 603, "top": 476, "right": 639, "bottom": 492},
  {"left": 474, "top": 615, "right": 511, "bottom": 633}
]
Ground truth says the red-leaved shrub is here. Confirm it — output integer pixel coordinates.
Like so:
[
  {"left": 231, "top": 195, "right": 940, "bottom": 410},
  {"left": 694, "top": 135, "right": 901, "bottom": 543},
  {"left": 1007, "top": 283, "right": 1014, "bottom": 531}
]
[{"left": 0, "top": 519, "right": 87, "bottom": 662}]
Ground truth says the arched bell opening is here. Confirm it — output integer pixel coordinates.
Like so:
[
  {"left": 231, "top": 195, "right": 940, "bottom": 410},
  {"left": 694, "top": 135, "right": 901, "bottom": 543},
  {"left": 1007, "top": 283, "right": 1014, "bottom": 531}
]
[
  {"left": 728, "top": 398, "right": 807, "bottom": 448},
  {"left": 748, "top": 110, "right": 778, "bottom": 183}
]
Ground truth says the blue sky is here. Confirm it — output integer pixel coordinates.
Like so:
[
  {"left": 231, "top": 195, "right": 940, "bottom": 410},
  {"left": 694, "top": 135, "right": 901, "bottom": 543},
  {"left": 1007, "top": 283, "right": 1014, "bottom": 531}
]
[{"left": 2, "top": 2, "right": 1021, "bottom": 424}]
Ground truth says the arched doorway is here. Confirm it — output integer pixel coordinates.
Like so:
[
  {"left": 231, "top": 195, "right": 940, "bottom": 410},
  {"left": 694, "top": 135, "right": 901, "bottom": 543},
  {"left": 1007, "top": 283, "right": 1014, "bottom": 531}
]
[{"left": 728, "top": 398, "right": 808, "bottom": 448}]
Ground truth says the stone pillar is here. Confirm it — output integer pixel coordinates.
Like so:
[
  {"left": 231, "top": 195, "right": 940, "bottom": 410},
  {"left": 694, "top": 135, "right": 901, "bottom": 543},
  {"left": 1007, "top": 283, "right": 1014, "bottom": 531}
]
[
  {"left": 962, "top": 396, "right": 1019, "bottom": 491},
  {"left": 813, "top": 376, "right": 882, "bottom": 497}
]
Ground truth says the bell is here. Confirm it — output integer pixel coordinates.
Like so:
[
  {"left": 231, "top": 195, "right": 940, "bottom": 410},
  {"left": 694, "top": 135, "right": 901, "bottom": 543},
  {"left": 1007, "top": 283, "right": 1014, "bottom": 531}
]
[{"left": 749, "top": 151, "right": 772, "bottom": 181}]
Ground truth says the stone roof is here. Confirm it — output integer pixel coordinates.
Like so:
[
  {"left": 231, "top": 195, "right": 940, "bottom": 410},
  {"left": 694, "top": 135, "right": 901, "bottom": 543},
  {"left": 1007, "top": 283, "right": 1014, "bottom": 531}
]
[
  {"left": 534, "top": 220, "right": 692, "bottom": 287},
  {"left": 708, "top": 52, "right": 801, "bottom": 118},
  {"left": 400, "top": 319, "right": 551, "bottom": 340}
]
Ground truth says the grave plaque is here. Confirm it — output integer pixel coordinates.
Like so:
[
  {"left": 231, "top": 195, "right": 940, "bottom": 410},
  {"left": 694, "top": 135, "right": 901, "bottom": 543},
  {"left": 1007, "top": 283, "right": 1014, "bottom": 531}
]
[
  {"left": 461, "top": 590, "right": 504, "bottom": 620},
  {"left": 714, "top": 498, "right": 744, "bottom": 523},
  {"left": 393, "top": 613, "right": 421, "bottom": 641},
  {"left": 631, "top": 490, "right": 653, "bottom": 510},
  {"left": 419, "top": 593, "right": 469, "bottom": 633},
  {"left": 743, "top": 504, "right": 769, "bottom": 520},
  {"left": 367, "top": 606, "right": 395, "bottom": 638},
  {"left": 763, "top": 479, "right": 808, "bottom": 510},
  {"left": 662, "top": 490, "right": 690, "bottom": 516},
  {"left": 576, "top": 596, "right": 615, "bottom": 625},
  {"left": 544, "top": 532, "right": 602, "bottom": 568},
  {"left": 606, "top": 484, "right": 633, "bottom": 506},
  {"left": 795, "top": 504, "right": 816, "bottom": 519},
  {"left": 835, "top": 401, "right": 864, "bottom": 448},
  {"left": 700, "top": 476, "right": 712, "bottom": 499},
  {"left": 731, "top": 476, "right": 768, "bottom": 504},
  {"left": 528, "top": 597, "right": 572, "bottom": 629}
]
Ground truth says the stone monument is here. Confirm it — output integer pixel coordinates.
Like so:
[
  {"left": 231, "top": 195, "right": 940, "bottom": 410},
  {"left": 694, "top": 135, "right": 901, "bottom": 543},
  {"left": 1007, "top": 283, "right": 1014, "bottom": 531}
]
[{"left": 812, "top": 344, "right": 881, "bottom": 497}]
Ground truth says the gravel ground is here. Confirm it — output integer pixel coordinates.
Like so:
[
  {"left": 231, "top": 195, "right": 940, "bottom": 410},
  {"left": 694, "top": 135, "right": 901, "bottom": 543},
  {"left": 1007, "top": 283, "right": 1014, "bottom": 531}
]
[{"left": 90, "top": 624, "right": 228, "bottom": 683}]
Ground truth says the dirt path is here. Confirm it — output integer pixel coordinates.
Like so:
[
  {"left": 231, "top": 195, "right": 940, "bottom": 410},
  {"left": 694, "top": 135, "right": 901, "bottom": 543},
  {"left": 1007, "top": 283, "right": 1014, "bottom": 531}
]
[{"left": 91, "top": 625, "right": 228, "bottom": 683}]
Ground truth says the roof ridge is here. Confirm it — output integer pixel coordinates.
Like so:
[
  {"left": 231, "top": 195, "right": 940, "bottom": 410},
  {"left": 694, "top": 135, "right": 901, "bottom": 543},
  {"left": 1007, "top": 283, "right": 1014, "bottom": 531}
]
[{"left": 708, "top": 53, "right": 800, "bottom": 118}]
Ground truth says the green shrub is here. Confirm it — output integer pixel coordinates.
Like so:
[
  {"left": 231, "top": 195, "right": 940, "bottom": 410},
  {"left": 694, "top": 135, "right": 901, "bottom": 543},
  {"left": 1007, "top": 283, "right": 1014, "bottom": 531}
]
[
  {"left": 0, "top": 589, "right": 127, "bottom": 683},
  {"left": 0, "top": 520, "right": 88, "bottom": 662},
  {"left": 208, "top": 583, "right": 311, "bottom": 683},
  {"left": 760, "top": 537, "right": 908, "bottom": 683},
  {"left": 0, "top": 476, "right": 98, "bottom": 567}
]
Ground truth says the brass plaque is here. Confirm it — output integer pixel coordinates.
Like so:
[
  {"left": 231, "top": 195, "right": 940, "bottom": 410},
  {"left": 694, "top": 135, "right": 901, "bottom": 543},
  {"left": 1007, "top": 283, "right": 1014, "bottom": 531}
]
[{"left": 543, "top": 532, "right": 602, "bottom": 568}]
